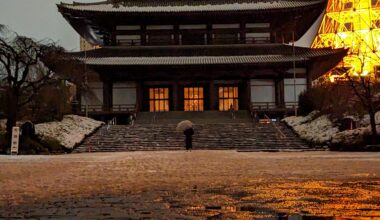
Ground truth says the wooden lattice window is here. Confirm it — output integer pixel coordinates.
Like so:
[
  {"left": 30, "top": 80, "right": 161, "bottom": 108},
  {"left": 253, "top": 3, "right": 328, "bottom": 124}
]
[
  {"left": 149, "top": 88, "right": 169, "bottom": 112},
  {"left": 184, "top": 87, "right": 204, "bottom": 111},
  {"left": 218, "top": 87, "right": 239, "bottom": 111}
]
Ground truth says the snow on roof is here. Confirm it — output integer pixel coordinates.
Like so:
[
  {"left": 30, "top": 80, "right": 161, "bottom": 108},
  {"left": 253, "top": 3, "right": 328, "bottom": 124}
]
[{"left": 60, "top": 0, "right": 325, "bottom": 13}]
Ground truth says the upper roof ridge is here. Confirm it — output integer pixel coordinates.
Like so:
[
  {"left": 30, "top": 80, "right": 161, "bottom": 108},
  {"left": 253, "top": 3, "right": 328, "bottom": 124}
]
[{"left": 60, "top": 0, "right": 323, "bottom": 7}]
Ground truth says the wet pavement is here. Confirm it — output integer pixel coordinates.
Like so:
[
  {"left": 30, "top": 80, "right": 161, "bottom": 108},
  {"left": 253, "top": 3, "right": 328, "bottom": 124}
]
[{"left": 0, "top": 151, "right": 379, "bottom": 219}]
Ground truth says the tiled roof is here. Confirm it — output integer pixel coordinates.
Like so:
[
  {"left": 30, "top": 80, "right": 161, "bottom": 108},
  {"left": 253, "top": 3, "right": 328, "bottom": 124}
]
[
  {"left": 59, "top": 0, "right": 325, "bottom": 13},
  {"left": 82, "top": 55, "right": 306, "bottom": 65},
  {"left": 72, "top": 44, "right": 346, "bottom": 66}
]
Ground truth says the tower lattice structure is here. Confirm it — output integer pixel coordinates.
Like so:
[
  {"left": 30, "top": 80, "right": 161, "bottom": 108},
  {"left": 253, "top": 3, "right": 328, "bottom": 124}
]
[{"left": 312, "top": 0, "right": 380, "bottom": 80}]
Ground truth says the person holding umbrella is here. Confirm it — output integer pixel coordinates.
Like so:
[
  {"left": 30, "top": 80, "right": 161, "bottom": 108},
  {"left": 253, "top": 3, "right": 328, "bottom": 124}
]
[{"left": 176, "top": 120, "right": 194, "bottom": 151}]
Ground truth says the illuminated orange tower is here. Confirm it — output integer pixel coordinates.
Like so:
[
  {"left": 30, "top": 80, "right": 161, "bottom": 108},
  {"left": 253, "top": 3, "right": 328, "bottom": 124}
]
[{"left": 312, "top": 0, "right": 380, "bottom": 80}]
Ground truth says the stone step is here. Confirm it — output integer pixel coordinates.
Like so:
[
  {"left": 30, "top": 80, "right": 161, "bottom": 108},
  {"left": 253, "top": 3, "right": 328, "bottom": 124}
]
[{"left": 74, "top": 111, "right": 310, "bottom": 153}]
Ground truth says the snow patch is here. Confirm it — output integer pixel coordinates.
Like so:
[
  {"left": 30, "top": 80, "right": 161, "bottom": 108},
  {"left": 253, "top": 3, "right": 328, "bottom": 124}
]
[
  {"left": 284, "top": 111, "right": 380, "bottom": 147},
  {"left": 292, "top": 115, "right": 339, "bottom": 145},
  {"left": 282, "top": 110, "right": 320, "bottom": 127},
  {"left": 35, "top": 115, "right": 104, "bottom": 150},
  {"left": 359, "top": 112, "right": 380, "bottom": 127},
  {"left": 332, "top": 127, "right": 370, "bottom": 146}
]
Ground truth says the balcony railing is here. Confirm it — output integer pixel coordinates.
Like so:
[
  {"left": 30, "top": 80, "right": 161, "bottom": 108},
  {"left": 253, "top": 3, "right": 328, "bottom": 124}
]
[
  {"left": 80, "top": 104, "right": 136, "bottom": 113},
  {"left": 116, "top": 36, "right": 271, "bottom": 46},
  {"left": 250, "top": 102, "right": 298, "bottom": 112},
  {"left": 245, "top": 37, "right": 271, "bottom": 44},
  {"left": 117, "top": 39, "right": 142, "bottom": 46}
]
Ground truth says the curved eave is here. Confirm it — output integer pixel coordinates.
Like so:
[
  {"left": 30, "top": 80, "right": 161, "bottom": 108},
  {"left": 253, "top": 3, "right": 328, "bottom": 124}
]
[
  {"left": 60, "top": 13, "right": 104, "bottom": 45},
  {"left": 309, "top": 48, "right": 348, "bottom": 80},
  {"left": 69, "top": 46, "right": 347, "bottom": 68},
  {"left": 57, "top": 0, "right": 326, "bottom": 13},
  {"left": 78, "top": 55, "right": 308, "bottom": 66}
]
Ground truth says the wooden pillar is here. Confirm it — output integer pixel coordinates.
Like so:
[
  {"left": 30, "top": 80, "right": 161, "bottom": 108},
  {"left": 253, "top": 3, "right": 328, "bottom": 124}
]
[
  {"left": 306, "top": 66, "right": 312, "bottom": 90},
  {"left": 276, "top": 78, "right": 285, "bottom": 107},
  {"left": 172, "top": 82, "right": 179, "bottom": 111},
  {"left": 141, "top": 25, "right": 147, "bottom": 45},
  {"left": 240, "top": 22, "right": 246, "bottom": 44},
  {"left": 136, "top": 81, "right": 143, "bottom": 112},
  {"left": 103, "top": 81, "right": 113, "bottom": 112},
  {"left": 246, "top": 79, "right": 251, "bottom": 109},
  {"left": 209, "top": 80, "right": 216, "bottom": 110},
  {"left": 174, "top": 25, "right": 180, "bottom": 45},
  {"left": 207, "top": 23, "right": 213, "bottom": 45}
]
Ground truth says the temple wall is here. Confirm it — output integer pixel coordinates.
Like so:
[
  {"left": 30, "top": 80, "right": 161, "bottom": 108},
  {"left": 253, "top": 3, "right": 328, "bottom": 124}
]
[
  {"left": 284, "top": 78, "right": 307, "bottom": 103},
  {"left": 250, "top": 79, "right": 276, "bottom": 104},
  {"left": 112, "top": 82, "right": 137, "bottom": 107}
]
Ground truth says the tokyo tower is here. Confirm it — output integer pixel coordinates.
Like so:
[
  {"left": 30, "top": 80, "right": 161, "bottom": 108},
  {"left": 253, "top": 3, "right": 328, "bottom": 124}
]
[{"left": 312, "top": 0, "right": 380, "bottom": 80}]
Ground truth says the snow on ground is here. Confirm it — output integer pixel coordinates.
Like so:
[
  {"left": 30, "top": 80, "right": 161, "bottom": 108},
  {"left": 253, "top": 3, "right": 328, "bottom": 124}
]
[
  {"left": 282, "top": 110, "right": 320, "bottom": 127},
  {"left": 332, "top": 126, "right": 370, "bottom": 146},
  {"left": 359, "top": 112, "right": 380, "bottom": 127},
  {"left": 284, "top": 111, "right": 380, "bottom": 146},
  {"left": 35, "top": 115, "right": 104, "bottom": 150},
  {"left": 283, "top": 114, "right": 339, "bottom": 145}
]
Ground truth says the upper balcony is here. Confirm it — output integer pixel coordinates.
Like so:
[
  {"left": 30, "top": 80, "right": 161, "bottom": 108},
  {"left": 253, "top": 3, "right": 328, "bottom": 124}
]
[
  {"left": 58, "top": 0, "right": 327, "bottom": 46},
  {"left": 111, "top": 23, "right": 275, "bottom": 47}
]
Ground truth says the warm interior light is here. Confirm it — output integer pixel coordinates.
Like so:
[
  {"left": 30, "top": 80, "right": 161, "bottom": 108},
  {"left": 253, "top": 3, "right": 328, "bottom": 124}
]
[{"left": 312, "top": 0, "right": 380, "bottom": 78}]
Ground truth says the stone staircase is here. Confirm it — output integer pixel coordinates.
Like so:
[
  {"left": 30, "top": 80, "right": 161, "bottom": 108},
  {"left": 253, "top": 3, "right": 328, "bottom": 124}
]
[
  {"left": 74, "top": 111, "right": 314, "bottom": 153},
  {"left": 136, "top": 111, "right": 251, "bottom": 124}
]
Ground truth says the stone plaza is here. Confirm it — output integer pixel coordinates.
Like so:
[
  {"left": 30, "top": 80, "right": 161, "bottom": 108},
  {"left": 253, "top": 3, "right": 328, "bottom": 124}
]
[{"left": 0, "top": 151, "right": 379, "bottom": 219}]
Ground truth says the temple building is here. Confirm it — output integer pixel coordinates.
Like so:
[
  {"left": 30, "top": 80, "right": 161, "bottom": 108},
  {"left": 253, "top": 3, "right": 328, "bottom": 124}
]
[{"left": 58, "top": 0, "right": 346, "bottom": 117}]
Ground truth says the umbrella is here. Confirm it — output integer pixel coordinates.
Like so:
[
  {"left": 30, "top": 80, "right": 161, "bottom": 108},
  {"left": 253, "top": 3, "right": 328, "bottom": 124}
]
[{"left": 176, "top": 120, "right": 193, "bottom": 132}]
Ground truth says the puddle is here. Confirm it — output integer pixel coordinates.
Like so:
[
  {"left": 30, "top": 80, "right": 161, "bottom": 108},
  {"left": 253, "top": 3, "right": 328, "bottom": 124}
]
[
  {"left": 200, "top": 205, "right": 375, "bottom": 219},
  {"left": 257, "top": 217, "right": 374, "bottom": 220}
]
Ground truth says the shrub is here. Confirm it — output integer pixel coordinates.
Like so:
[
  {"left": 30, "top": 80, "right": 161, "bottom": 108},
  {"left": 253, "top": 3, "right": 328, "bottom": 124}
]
[
  {"left": 0, "top": 132, "right": 7, "bottom": 154},
  {"left": 19, "top": 137, "right": 49, "bottom": 155},
  {"left": 40, "top": 137, "right": 63, "bottom": 153},
  {"left": 298, "top": 86, "right": 328, "bottom": 116},
  {"left": 298, "top": 90, "right": 315, "bottom": 116},
  {"left": 298, "top": 84, "right": 366, "bottom": 120}
]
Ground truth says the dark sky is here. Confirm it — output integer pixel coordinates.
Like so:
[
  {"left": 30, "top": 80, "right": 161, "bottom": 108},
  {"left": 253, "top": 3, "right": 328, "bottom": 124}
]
[{"left": 0, "top": 0, "right": 321, "bottom": 51}]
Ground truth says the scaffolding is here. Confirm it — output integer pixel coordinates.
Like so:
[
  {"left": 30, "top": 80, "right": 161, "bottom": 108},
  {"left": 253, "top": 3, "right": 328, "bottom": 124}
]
[{"left": 312, "top": 0, "right": 380, "bottom": 81}]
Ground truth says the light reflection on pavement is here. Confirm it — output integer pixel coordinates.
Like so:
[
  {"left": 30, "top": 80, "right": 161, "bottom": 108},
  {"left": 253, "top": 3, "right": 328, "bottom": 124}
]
[{"left": 0, "top": 151, "right": 379, "bottom": 219}]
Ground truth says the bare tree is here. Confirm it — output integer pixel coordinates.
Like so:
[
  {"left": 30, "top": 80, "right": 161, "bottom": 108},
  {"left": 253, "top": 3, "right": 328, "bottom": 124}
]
[
  {"left": 332, "top": 54, "right": 380, "bottom": 144},
  {"left": 0, "top": 25, "right": 65, "bottom": 140}
]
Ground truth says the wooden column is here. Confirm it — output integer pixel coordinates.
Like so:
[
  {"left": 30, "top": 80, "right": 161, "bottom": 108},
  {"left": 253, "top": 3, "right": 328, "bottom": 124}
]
[
  {"left": 209, "top": 80, "right": 216, "bottom": 110},
  {"left": 246, "top": 79, "right": 251, "bottom": 109},
  {"left": 141, "top": 25, "right": 147, "bottom": 45},
  {"left": 172, "top": 82, "right": 179, "bottom": 111},
  {"left": 207, "top": 24, "right": 213, "bottom": 45},
  {"left": 306, "top": 65, "right": 312, "bottom": 90},
  {"left": 276, "top": 78, "right": 285, "bottom": 107},
  {"left": 174, "top": 25, "right": 180, "bottom": 45},
  {"left": 136, "top": 81, "right": 143, "bottom": 112},
  {"left": 103, "top": 81, "right": 113, "bottom": 112},
  {"left": 240, "top": 22, "right": 246, "bottom": 44}
]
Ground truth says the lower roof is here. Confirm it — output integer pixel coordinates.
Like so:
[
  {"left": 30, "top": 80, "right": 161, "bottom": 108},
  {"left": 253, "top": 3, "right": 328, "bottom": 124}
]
[{"left": 72, "top": 44, "right": 346, "bottom": 66}]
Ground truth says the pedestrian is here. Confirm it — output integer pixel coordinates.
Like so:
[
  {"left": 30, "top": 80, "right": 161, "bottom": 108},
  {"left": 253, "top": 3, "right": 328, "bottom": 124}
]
[
  {"left": 229, "top": 104, "right": 236, "bottom": 119},
  {"left": 184, "top": 127, "right": 194, "bottom": 151}
]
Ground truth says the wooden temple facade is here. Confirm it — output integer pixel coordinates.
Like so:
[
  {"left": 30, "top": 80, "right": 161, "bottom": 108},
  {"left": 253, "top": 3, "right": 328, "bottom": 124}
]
[{"left": 58, "top": 0, "right": 346, "bottom": 116}]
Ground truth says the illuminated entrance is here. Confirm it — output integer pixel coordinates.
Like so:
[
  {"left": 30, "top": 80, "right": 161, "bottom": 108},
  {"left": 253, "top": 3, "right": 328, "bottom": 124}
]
[
  {"left": 149, "top": 88, "right": 169, "bottom": 112},
  {"left": 219, "top": 87, "right": 239, "bottom": 111},
  {"left": 184, "top": 87, "right": 204, "bottom": 111}
]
